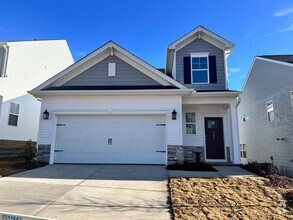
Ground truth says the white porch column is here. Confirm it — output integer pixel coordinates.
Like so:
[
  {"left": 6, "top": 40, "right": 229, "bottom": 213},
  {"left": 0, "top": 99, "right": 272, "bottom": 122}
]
[{"left": 230, "top": 104, "right": 241, "bottom": 164}]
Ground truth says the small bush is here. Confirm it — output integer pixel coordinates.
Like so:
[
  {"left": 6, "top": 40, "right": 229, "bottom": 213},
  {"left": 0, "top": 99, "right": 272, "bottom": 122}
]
[
  {"left": 241, "top": 161, "right": 278, "bottom": 177},
  {"left": 19, "top": 140, "right": 37, "bottom": 166}
]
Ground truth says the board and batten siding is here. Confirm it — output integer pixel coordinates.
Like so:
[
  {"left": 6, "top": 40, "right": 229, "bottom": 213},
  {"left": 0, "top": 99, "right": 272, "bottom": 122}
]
[
  {"left": 63, "top": 55, "right": 161, "bottom": 86},
  {"left": 182, "top": 105, "right": 231, "bottom": 148},
  {"left": 238, "top": 59, "right": 293, "bottom": 176},
  {"left": 176, "top": 39, "right": 226, "bottom": 90},
  {"left": 37, "top": 95, "right": 182, "bottom": 146}
]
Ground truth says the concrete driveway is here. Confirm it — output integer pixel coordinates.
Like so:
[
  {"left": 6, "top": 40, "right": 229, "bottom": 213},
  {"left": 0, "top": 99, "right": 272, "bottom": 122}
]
[{"left": 0, "top": 165, "right": 170, "bottom": 220}]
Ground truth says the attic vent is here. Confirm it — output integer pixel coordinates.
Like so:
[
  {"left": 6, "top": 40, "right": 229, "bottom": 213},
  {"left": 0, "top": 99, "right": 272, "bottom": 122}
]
[
  {"left": 0, "top": 45, "right": 9, "bottom": 77},
  {"left": 108, "top": 63, "right": 116, "bottom": 76}
]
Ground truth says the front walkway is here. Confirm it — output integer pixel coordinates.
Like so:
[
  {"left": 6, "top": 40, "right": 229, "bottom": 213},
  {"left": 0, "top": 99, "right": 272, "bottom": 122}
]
[
  {"left": 169, "top": 165, "right": 258, "bottom": 178},
  {"left": 0, "top": 165, "right": 170, "bottom": 220}
]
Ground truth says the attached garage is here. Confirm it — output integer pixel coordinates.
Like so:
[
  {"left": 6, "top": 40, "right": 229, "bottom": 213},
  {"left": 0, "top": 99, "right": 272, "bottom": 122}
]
[{"left": 53, "top": 114, "right": 166, "bottom": 164}]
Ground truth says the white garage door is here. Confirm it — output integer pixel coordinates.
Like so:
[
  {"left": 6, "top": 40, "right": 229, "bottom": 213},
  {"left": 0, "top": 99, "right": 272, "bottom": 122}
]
[{"left": 54, "top": 115, "right": 166, "bottom": 164}]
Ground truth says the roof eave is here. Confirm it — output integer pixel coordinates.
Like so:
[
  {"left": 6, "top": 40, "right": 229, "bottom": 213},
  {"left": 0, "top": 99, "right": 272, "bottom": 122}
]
[
  {"left": 191, "top": 91, "right": 241, "bottom": 97},
  {"left": 28, "top": 89, "right": 193, "bottom": 97}
]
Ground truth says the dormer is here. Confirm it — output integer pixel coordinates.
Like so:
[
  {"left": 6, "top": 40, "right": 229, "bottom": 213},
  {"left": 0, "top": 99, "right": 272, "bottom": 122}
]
[{"left": 166, "top": 26, "right": 234, "bottom": 91}]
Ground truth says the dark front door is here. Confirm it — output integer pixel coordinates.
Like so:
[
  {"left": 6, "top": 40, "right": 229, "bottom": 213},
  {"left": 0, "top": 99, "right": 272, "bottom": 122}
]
[{"left": 204, "top": 117, "right": 225, "bottom": 160}]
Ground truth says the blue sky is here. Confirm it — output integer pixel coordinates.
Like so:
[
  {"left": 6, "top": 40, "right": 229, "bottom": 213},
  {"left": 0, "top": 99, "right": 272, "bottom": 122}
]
[{"left": 1, "top": 0, "right": 293, "bottom": 90}]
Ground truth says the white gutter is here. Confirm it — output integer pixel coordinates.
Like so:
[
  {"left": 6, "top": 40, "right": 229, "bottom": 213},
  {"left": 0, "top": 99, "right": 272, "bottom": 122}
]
[
  {"left": 190, "top": 91, "right": 241, "bottom": 97},
  {"left": 28, "top": 89, "right": 193, "bottom": 97}
]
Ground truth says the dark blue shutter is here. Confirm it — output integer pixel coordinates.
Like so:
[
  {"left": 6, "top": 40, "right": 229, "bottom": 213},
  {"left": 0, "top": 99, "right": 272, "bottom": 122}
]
[
  {"left": 209, "top": 56, "right": 217, "bottom": 83},
  {"left": 183, "top": 57, "right": 191, "bottom": 84}
]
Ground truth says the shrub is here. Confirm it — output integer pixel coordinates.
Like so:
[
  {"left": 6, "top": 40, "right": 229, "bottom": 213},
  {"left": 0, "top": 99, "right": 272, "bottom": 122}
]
[
  {"left": 241, "top": 161, "right": 278, "bottom": 176},
  {"left": 19, "top": 140, "right": 37, "bottom": 165}
]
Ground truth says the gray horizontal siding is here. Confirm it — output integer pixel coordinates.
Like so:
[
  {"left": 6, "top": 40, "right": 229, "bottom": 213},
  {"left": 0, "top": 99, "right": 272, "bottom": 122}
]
[
  {"left": 64, "top": 55, "right": 161, "bottom": 86},
  {"left": 176, "top": 39, "right": 226, "bottom": 90},
  {"left": 238, "top": 59, "right": 293, "bottom": 176}
]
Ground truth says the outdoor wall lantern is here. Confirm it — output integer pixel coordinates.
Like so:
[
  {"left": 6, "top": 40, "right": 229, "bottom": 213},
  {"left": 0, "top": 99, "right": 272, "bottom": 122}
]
[
  {"left": 43, "top": 109, "right": 49, "bottom": 120},
  {"left": 172, "top": 109, "right": 177, "bottom": 120}
]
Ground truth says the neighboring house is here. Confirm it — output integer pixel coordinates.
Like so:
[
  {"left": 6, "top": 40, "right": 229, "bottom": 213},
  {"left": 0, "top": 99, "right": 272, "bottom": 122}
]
[
  {"left": 238, "top": 55, "right": 293, "bottom": 177},
  {"left": 29, "top": 26, "right": 241, "bottom": 165},
  {"left": 0, "top": 40, "right": 74, "bottom": 148}
]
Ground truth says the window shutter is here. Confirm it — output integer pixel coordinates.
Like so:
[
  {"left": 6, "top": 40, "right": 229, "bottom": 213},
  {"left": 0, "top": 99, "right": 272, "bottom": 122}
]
[
  {"left": 209, "top": 56, "right": 217, "bottom": 83},
  {"left": 183, "top": 56, "right": 191, "bottom": 84}
]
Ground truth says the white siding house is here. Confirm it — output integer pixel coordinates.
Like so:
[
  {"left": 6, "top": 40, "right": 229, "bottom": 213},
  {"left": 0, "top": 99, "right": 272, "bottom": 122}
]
[
  {"left": 238, "top": 56, "right": 293, "bottom": 176},
  {"left": 0, "top": 40, "right": 74, "bottom": 147},
  {"left": 29, "top": 26, "right": 241, "bottom": 165}
]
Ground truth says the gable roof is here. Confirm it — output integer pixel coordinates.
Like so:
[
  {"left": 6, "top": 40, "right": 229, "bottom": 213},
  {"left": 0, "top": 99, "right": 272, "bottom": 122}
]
[
  {"left": 242, "top": 56, "right": 293, "bottom": 92},
  {"left": 29, "top": 41, "right": 187, "bottom": 95},
  {"left": 259, "top": 55, "right": 293, "bottom": 64},
  {"left": 166, "top": 26, "right": 234, "bottom": 74}
]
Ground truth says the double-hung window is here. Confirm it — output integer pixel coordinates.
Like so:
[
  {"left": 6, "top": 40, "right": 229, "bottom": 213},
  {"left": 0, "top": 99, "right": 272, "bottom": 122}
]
[
  {"left": 266, "top": 100, "right": 274, "bottom": 121},
  {"left": 240, "top": 144, "right": 247, "bottom": 158},
  {"left": 185, "top": 112, "right": 196, "bottom": 134},
  {"left": 8, "top": 102, "right": 20, "bottom": 126},
  {"left": 191, "top": 53, "right": 209, "bottom": 84}
]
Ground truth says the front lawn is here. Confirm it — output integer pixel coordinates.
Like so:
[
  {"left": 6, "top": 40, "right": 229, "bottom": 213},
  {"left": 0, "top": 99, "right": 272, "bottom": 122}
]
[
  {"left": 170, "top": 177, "right": 292, "bottom": 219},
  {"left": 0, "top": 159, "right": 46, "bottom": 177}
]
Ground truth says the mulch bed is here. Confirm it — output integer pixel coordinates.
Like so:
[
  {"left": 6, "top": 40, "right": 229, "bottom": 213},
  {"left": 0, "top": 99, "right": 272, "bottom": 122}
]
[
  {"left": 170, "top": 177, "right": 293, "bottom": 219},
  {"left": 242, "top": 162, "right": 293, "bottom": 210},
  {"left": 0, "top": 159, "right": 47, "bottom": 177},
  {"left": 167, "top": 162, "right": 217, "bottom": 171}
]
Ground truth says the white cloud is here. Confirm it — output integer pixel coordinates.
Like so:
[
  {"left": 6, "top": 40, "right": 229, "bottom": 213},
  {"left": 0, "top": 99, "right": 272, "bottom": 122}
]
[
  {"left": 267, "top": 24, "right": 293, "bottom": 36},
  {"left": 76, "top": 51, "right": 86, "bottom": 56},
  {"left": 229, "top": 67, "right": 241, "bottom": 73},
  {"left": 274, "top": 7, "right": 293, "bottom": 17},
  {"left": 239, "top": 75, "right": 245, "bottom": 79}
]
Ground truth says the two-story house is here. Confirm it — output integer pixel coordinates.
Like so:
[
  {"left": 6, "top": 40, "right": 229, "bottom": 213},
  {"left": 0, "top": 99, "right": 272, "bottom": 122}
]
[
  {"left": 29, "top": 26, "right": 241, "bottom": 165},
  {"left": 0, "top": 40, "right": 74, "bottom": 149},
  {"left": 238, "top": 55, "right": 293, "bottom": 177}
]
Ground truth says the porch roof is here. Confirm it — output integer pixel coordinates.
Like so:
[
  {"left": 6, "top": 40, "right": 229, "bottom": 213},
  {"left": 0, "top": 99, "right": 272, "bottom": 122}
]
[{"left": 183, "top": 90, "right": 240, "bottom": 105}]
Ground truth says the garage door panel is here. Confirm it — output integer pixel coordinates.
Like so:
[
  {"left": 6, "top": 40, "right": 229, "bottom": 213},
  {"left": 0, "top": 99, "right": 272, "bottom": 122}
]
[
  {"left": 138, "top": 140, "right": 165, "bottom": 151},
  {"left": 84, "top": 127, "right": 108, "bottom": 140},
  {"left": 54, "top": 115, "right": 166, "bottom": 164}
]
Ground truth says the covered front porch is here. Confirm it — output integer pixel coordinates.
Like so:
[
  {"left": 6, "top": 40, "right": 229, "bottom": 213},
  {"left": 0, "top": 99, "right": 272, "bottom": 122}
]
[{"left": 168, "top": 91, "right": 241, "bottom": 165}]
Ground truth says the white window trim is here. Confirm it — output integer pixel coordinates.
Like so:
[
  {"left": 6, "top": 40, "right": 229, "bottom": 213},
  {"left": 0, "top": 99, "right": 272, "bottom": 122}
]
[
  {"left": 266, "top": 100, "right": 274, "bottom": 122},
  {"left": 190, "top": 52, "right": 210, "bottom": 84},
  {"left": 185, "top": 112, "right": 196, "bottom": 135},
  {"left": 8, "top": 102, "right": 20, "bottom": 126}
]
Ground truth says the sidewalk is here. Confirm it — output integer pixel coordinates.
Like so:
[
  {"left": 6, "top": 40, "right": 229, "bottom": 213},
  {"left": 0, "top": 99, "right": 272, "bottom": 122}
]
[{"left": 169, "top": 165, "right": 258, "bottom": 178}]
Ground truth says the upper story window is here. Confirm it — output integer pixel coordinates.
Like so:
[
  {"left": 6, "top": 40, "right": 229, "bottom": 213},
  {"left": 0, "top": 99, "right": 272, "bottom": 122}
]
[
  {"left": 0, "top": 44, "right": 9, "bottom": 77},
  {"left": 183, "top": 53, "right": 217, "bottom": 85},
  {"left": 8, "top": 102, "right": 20, "bottom": 126},
  {"left": 266, "top": 100, "right": 274, "bottom": 121},
  {"left": 191, "top": 53, "right": 209, "bottom": 84}
]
